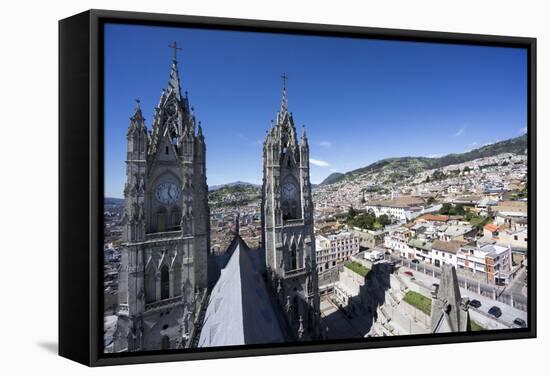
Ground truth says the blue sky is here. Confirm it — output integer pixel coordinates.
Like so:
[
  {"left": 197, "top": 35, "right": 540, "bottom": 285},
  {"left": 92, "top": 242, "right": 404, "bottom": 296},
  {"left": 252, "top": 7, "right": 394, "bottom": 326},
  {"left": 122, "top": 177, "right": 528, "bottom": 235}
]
[{"left": 104, "top": 23, "right": 527, "bottom": 198}]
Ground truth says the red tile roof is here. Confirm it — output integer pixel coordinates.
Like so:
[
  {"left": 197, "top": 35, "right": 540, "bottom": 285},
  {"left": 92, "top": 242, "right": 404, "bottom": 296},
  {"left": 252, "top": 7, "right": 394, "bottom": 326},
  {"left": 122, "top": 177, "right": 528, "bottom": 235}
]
[
  {"left": 484, "top": 224, "right": 498, "bottom": 233},
  {"left": 416, "top": 214, "right": 449, "bottom": 223}
]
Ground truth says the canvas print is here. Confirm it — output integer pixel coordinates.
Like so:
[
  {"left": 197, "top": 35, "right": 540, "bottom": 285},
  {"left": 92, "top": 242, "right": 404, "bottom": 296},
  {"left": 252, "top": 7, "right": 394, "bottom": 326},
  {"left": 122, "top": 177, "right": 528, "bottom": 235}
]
[{"left": 102, "top": 23, "right": 529, "bottom": 353}]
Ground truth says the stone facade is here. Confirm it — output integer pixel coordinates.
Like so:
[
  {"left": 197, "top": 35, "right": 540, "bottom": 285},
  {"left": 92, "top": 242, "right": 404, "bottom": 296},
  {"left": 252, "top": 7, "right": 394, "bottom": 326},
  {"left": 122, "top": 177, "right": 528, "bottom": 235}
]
[
  {"left": 114, "top": 51, "right": 210, "bottom": 352},
  {"left": 261, "top": 80, "right": 321, "bottom": 340}
]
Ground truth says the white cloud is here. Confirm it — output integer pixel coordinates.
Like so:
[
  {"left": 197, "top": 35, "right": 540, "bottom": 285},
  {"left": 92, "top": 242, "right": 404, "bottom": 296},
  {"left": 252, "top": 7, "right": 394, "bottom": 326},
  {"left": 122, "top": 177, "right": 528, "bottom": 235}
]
[
  {"left": 310, "top": 158, "right": 331, "bottom": 168},
  {"left": 319, "top": 141, "right": 332, "bottom": 148},
  {"left": 521, "top": 127, "right": 527, "bottom": 134},
  {"left": 454, "top": 125, "right": 467, "bottom": 137}
]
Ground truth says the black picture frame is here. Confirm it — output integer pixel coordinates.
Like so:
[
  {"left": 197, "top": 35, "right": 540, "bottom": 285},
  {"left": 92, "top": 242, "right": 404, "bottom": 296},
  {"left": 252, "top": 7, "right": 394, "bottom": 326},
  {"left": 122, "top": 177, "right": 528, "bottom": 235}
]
[{"left": 59, "top": 9, "right": 537, "bottom": 367}]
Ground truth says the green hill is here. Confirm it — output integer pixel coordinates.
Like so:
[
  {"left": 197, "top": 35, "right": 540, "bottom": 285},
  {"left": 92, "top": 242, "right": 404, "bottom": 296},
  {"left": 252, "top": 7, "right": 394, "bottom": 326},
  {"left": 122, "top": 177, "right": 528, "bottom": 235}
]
[
  {"left": 208, "top": 183, "right": 261, "bottom": 208},
  {"left": 320, "top": 172, "right": 345, "bottom": 185},
  {"left": 322, "top": 134, "right": 527, "bottom": 185}
]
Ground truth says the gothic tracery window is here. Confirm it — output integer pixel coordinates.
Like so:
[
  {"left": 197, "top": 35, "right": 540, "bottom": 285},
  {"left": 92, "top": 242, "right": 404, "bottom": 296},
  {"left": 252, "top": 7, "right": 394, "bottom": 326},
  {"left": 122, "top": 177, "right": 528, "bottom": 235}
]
[
  {"left": 170, "top": 207, "right": 181, "bottom": 230},
  {"left": 144, "top": 264, "right": 156, "bottom": 303},
  {"left": 281, "top": 179, "right": 300, "bottom": 220},
  {"left": 157, "top": 207, "right": 167, "bottom": 232},
  {"left": 160, "top": 265, "right": 170, "bottom": 300},
  {"left": 290, "top": 243, "right": 297, "bottom": 270},
  {"left": 172, "top": 261, "right": 182, "bottom": 297}
]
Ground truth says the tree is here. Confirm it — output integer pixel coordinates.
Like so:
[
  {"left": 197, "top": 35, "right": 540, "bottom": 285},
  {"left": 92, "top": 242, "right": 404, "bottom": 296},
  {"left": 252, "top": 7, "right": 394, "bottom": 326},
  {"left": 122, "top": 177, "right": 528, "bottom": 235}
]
[
  {"left": 427, "top": 196, "right": 436, "bottom": 205},
  {"left": 361, "top": 194, "right": 366, "bottom": 204},
  {"left": 347, "top": 206, "right": 358, "bottom": 221},
  {"left": 439, "top": 202, "right": 465, "bottom": 216},
  {"left": 432, "top": 170, "right": 446, "bottom": 181},
  {"left": 439, "top": 203, "right": 453, "bottom": 215},
  {"left": 378, "top": 214, "right": 391, "bottom": 226}
]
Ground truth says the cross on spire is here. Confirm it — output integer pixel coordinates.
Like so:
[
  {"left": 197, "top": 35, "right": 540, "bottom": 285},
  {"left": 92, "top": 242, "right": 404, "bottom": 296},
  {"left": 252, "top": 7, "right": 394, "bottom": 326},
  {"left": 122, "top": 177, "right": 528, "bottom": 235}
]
[
  {"left": 168, "top": 41, "right": 183, "bottom": 61},
  {"left": 280, "top": 73, "right": 288, "bottom": 90}
]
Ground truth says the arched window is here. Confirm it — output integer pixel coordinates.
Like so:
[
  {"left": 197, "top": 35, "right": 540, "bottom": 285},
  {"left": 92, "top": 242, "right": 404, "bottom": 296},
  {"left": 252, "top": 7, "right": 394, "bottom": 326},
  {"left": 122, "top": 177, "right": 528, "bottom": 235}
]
[
  {"left": 290, "top": 243, "right": 297, "bottom": 270},
  {"left": 281, "top": 179, "right": 301, "bottom": 220},
  {"left": 172, "top": 261, "right": 182, "bottom": 297},
  {"left": 144, "top": 264, "right": 156, "bottom": 303},
  {"left": 160, "top": 265, "right": 170, "bottom": 300},
  {"left": 170, "top": 207, "right": 181, "bottom": 230},
  {"left": 157, "top": 207, "right": 167, "bottom": 232}
]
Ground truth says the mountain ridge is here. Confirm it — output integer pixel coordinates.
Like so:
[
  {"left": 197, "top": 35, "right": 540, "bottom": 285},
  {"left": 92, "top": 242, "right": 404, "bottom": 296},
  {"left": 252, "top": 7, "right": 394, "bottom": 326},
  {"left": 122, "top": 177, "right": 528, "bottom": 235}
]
[
  {"left": 319, "top": 134, "right": 527, "bottom": 186},
  {"left": 209, "top": 181, "right": 261, "bottom": 191}
]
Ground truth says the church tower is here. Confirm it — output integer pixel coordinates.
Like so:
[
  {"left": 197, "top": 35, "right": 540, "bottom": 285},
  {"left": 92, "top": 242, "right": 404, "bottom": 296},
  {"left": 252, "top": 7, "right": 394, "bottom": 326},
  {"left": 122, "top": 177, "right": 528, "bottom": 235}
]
[
  {"left": 261, "top": 76, "right": 320, "bottom": 340},
  {"left": 115, "top": 42, "right": 210, "bottom": 352}
]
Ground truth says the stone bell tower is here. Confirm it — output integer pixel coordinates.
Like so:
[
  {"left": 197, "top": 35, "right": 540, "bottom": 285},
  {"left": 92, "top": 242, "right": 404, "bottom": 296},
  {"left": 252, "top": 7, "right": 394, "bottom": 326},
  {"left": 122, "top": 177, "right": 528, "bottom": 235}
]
[
  {"left": 114, "top": 42, "right": 210, "bottom": 352},
  {"left": 261, "top": 74, "right": 320, "bottom": 340}
]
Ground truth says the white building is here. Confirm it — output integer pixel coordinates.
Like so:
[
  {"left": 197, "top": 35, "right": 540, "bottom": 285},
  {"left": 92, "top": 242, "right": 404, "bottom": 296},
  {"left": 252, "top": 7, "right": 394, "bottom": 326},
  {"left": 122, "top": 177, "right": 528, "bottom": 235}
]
[
  {"left": 365, "top": 197, "right": 425, "bottom": 222},
  {"left": 431, "top": 239, "right": 463, "bottom": 268},
  {"left": 384, "top": 227, "right": 414, "bottom": 259},
  {"left": 457, "top": 244, "right": 512, "bottom": 284},
  {"left": 316, "top": 231, "right": 360, "bottom": 273}
]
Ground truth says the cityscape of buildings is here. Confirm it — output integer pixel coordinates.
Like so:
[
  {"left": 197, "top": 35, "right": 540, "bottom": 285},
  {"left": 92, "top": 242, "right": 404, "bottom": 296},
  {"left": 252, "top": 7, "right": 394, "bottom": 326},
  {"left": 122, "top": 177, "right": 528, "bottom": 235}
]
[{"left": 103, "top": 40, "right": 529, "bottom": 353}]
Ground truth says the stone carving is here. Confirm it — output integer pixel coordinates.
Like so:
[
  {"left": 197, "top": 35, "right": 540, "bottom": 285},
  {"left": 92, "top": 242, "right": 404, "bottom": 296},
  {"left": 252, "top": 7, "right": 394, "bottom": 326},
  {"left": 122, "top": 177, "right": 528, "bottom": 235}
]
[{"left": 116, "top": 46, "right": 209, "bottom": 352}]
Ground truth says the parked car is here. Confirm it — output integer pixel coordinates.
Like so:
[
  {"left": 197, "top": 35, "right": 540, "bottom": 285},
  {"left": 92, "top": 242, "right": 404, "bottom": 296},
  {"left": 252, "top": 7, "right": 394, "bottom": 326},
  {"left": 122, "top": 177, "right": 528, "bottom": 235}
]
[
  {"left": 469, "top": 299, "right": 482, "bottom": 309},
  {"left": 404, "top": 271, "right": 414, "bottom": 277},
  {"left": 513, "top": 318, "right": 527, "bottom": 328},
  {"left": 488, "top": 306, "right": 502, "bottom": 318}
]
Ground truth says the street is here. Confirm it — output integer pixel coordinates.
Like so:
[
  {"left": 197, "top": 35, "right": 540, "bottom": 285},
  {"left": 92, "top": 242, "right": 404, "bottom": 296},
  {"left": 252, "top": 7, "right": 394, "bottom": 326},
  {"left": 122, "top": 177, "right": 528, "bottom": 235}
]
[
  {"left": 386, "top": 254, "right": 528, "bottom": 311},
  {"left": 397, "top": 266, "right": 527, "bottom": 328}
]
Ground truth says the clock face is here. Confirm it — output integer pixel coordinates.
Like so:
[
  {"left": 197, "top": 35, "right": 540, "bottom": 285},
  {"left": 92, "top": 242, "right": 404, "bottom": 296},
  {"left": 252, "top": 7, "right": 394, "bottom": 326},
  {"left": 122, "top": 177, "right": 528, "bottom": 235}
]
[
  {"left": 281, "top": 181, "right": 298, "bottom": 202},
  {"left": 155, "top": 182, "right": 181, "bottom": 205}
]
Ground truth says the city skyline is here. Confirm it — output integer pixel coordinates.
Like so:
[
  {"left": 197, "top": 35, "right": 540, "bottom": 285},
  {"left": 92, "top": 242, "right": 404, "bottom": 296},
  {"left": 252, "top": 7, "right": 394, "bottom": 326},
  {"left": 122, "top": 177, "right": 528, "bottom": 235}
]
[
  {"left": 102, "top": 22, "right": 530, "bottom": 353},
  {"left": 104, "top": 23, "right": 527, "bottom": 198}
]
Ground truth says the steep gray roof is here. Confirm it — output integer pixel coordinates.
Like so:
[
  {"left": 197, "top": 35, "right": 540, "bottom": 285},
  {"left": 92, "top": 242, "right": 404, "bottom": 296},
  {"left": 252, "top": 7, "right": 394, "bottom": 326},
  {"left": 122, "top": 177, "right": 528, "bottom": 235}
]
[
  {"left": 431, "top": 264, "right": 470, "bottom": 333},
  {"left": 198, "top": 236, "right": 286, "bottom": 347}
]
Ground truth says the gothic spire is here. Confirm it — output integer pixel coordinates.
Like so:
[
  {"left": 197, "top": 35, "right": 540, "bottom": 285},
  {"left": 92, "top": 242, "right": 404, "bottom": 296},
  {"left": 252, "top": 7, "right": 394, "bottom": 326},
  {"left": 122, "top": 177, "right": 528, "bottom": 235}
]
[
  {"left": 280, "top": 73, "right": 289, "bottom": 114},
  {"left": 273, "top": 73, "right": 298, "bottom": 148},
  {"left": 167, "top": 41, "right": 183, "bottom": 100},
  {"left": 131, "top": 98, "right": 143, "bottom": 120},
  {"left": 197, "top": 121, "right": 204, "bottom": 139},
  {"left": 128, "top": 99, "right": 146, "bottom": 134}
]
